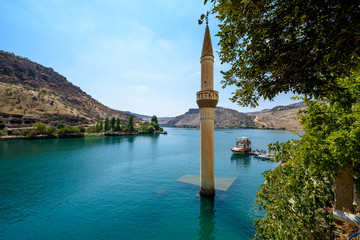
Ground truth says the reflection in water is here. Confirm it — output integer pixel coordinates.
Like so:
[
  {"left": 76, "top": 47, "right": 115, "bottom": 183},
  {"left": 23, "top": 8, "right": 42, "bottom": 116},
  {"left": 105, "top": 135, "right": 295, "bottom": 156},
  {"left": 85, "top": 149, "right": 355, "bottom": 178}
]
[
  {"left": 231, "top": 154, "right": 252, "bottom": 168},
  {"left": 198, "top": 196, "right": 216, "bottom": 240}
]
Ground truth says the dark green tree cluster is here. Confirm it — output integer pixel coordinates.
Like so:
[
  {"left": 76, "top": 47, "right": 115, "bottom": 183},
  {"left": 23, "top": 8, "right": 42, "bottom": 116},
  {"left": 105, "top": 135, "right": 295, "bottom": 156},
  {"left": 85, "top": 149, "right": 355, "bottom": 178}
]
[
  {"left": 90, "top": 117, "right": 124, "bottom": 133},
  {"left": 137, "top": 115, "right": 164, "bottom": 134}
]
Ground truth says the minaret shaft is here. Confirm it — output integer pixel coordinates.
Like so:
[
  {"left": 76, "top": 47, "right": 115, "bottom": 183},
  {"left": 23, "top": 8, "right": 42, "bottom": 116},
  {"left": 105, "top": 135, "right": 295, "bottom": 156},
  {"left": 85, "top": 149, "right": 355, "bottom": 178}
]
[{"left": 197, "top": 24, "right": 218, "bottom": 197}]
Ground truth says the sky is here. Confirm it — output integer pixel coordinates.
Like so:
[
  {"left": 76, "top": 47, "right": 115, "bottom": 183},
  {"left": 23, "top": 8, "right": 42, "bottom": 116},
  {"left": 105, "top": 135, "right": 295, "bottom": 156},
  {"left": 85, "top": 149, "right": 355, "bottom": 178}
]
[{"left": 0, "top": 0, "right": 297, "bottom": 117}]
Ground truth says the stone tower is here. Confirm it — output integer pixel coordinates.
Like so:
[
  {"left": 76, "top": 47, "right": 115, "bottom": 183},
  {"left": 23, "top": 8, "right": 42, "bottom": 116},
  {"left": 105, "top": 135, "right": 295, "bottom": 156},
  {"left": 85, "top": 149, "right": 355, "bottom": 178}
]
[{"left": 196, "top": 23, "right": 218, "bottom": 196}]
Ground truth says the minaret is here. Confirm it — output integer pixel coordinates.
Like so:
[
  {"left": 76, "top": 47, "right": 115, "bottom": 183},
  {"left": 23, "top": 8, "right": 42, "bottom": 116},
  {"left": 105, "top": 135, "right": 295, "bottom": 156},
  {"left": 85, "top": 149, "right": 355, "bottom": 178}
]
[{"left": 196, "top": 23, "right": 218, "bottom": 196}]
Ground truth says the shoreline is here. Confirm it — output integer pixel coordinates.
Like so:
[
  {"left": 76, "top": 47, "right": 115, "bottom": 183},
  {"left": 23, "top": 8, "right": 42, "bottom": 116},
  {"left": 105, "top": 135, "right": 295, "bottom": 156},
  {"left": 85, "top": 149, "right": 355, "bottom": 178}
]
[{"left": 0, "top": 131, "right": 168, "bottom": 141}]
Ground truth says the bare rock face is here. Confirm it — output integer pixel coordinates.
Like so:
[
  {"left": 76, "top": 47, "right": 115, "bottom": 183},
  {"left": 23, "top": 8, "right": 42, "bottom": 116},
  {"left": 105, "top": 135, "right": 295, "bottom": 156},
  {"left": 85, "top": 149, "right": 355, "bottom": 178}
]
[{"left": 0, "top": 50, "right": 142, "bottom": 124}]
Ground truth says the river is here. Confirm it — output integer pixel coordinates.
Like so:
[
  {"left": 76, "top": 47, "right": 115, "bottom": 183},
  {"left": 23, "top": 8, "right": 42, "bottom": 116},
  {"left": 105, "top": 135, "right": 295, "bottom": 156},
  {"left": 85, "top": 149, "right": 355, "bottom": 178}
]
[{"left": 0, "top": 128, "right": 299, "bottom": 240}]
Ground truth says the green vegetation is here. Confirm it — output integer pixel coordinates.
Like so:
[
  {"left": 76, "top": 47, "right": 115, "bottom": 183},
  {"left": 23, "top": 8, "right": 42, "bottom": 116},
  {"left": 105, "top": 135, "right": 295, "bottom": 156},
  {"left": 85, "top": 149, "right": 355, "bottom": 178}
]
[
  {"left": 0, "top": 123, "right": 6, "bottom": 130},
  {"left": 255, "top": 73, "right": 360, "bottom": 239},
  {"left": 151, "top": 115, "right": 158, "bottom": 124},
  {"left": 203, "top": 0, "right": 360, "bottom": 238},
  {"left": 203, "top": 0, "right": 360, "bottom": 108},
  {"left": 110, "top": 117, "right": 116, "bottom": 131},
  {"left": 104, "top": 117, "right": 110, "bottom": 132},
  {"left": 24, "top": 122, "right": 82, "bottom": 138},
  {"left": 56, "top": 125, "right": 82, "bottom": 137},
  {"left": 127, "top": 115, "right": 135, "bottom": 132}
]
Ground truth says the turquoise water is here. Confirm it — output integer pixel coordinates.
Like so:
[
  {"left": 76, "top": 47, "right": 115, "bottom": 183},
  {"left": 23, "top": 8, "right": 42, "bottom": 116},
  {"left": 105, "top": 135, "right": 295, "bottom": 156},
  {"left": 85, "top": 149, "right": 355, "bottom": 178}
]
[{"left": 0, "top": 128, "right": 298, "bottom": 240}]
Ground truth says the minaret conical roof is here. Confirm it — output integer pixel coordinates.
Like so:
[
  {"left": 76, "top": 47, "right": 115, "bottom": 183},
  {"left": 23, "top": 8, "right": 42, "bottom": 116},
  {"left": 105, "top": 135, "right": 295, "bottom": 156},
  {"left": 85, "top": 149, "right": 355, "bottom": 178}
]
[{"left": 201, "top": 24, "right": 213, "bottom": 57}]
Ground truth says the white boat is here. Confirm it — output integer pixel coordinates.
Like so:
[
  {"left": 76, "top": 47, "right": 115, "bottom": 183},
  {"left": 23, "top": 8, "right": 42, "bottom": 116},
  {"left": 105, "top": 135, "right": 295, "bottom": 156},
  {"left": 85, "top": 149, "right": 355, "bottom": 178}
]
[
  {"left": 256, "top": 153, "right": 274, "bottom": 159},
  {"left": 231, "top": 137, "right": 251, "bottom": 154}
]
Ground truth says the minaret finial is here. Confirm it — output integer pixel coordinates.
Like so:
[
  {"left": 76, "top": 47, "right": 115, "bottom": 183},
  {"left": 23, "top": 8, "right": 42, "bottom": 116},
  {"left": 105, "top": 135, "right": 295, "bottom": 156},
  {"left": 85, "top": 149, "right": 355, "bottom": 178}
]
[
  {"left": 206, "top": 15, "right": 208, "bottom": 25},
  {"left": 201, "top": 22, "right": 213, "bottom": 58}
]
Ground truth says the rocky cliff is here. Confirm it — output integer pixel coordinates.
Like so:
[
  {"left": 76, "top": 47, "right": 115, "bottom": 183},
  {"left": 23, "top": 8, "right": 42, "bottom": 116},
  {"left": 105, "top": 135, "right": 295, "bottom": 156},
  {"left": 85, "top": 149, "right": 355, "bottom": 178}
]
[{"left": 0, "top": 50, "right": 141, "bottom": 124}]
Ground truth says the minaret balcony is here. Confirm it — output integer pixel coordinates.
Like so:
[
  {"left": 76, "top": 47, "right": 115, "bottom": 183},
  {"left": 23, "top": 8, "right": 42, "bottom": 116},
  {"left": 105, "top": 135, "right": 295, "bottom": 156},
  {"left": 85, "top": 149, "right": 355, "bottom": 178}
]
[{"left": 196, "top": 90, "right": 219, "bottom": 108}]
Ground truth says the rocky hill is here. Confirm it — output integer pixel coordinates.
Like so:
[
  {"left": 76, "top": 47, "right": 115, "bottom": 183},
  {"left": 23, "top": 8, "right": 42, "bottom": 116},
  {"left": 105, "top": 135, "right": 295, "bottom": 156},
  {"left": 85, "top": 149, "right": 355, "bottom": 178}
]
[
  {"left": 0, "top": 50, "right": 141, "bottom": 125},
  {"left": 164, "top": 103, "right": 305, "bottom": 130},
  {"left": 245, "top": 102, "right": 305, "bottom": 130},
  {"left": 164, "top": 107, "right": 255, "bottom": 128}
]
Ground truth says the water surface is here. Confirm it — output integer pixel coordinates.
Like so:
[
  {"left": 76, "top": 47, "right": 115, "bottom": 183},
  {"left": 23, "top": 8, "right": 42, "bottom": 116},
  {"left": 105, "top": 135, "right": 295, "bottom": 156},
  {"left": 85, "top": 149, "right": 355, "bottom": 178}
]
[{"left": 0, "top": 128, "right": 298, "bottom": 239}]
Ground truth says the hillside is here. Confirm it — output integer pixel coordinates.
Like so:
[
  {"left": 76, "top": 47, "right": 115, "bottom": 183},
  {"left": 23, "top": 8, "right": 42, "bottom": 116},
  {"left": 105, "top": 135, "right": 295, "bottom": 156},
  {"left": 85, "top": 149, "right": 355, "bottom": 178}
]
[
  {"left": 164, "top": 103, "right": 305, "bottom": 130},
  {"left": 245, "top": 102, "right": 305, "bottom": 130},
  {"left": 0, "top": 50, "right": 141, "bottom": 125},
  {"left": 164, "top": 107, "right": 255, "bottom": 128}
]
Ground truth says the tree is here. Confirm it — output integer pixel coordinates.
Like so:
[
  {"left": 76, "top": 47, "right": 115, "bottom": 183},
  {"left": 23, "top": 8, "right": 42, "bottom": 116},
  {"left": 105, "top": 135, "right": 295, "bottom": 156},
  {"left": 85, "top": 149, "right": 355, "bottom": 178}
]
[
  {"left": 151, "top": 115, "right": 158, "bottom": 124},
  {"left": 150, "top": 121, "right": 160, "bottom": 131},
  {"left": 110, "top": 117, "right": 116, "bottom": 131},
  {"left": 115, "top": 117, "right": 121, "bottom": 132},
  {"left": 33, "top": 122, "right": 47, "bottom": 135},
  {"left": 203, "top": 0, "right": 360, "bottom": 107},
  {"left": 254, "top": 72, "right": 360, "bottom": 239},
  {"left": 127, "top": 115, "right": 135, "bottom": 132},
  {"left": 147, "top": 125, "right": 155, "bottom": 133},
  {"left": 104, "top": 117, "right": 110, "bottom": 132}
]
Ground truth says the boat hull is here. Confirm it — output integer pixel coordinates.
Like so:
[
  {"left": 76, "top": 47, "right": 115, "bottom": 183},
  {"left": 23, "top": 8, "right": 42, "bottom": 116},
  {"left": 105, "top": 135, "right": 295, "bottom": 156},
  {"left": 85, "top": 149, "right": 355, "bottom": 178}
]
[{"left": 231, "top": 147, "right": 251, "bottom": 155}]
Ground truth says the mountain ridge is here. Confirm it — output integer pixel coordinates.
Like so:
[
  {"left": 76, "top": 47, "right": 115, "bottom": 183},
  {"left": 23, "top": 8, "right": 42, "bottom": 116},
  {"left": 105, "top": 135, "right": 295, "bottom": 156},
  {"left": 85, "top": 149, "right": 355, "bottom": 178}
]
[
  {"left": 164, "top": 103, "right": 305, "bottom": 130},
  {"left": 0, "top": 50, "right": 142, "bottom": 125}
]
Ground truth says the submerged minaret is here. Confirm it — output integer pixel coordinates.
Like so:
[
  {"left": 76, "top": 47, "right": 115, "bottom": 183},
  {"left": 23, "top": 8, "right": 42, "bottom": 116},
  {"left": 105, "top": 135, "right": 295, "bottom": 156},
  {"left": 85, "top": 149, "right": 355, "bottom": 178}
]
[{"left": 196, "top": 22, "right": 218, "bottom": 196}]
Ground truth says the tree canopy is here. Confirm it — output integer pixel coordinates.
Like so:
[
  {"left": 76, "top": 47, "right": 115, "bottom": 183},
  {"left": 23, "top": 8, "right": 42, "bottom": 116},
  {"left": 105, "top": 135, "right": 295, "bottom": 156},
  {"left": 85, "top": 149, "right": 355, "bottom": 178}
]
[
  {"left": 127, "top": 115, "right": 135, "bottom": 132},
  {"left": 203, "top": 0, "right": 360, "bottom": 107},
  {"left": 255, "top": 72, "right": 360, "bottom": 239},
  {"left": 151, "top": 115, "right": 158, "bottom": 124}
]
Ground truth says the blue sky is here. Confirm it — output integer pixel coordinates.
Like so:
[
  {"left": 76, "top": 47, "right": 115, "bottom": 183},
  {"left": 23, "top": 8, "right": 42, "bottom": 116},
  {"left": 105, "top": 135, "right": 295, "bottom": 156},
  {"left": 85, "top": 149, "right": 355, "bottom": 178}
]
[{"left": 0, "top": 0, "right": 296, "bottom": 117}]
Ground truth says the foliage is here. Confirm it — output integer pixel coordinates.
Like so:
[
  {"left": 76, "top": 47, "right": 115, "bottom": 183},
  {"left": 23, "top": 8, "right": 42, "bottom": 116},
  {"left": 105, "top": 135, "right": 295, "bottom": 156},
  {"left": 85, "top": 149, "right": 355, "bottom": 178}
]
[
  {"left": 78, "top": 125, "right": 86, "bottom": 133},
  {"left": 57, "top": 122, "right": 66, "bottom": 129},
  {"left": 150, "top": 121, "right": 160, "bottom": 131},
  {"left": 127, "top": 115, "right": 135, "bottom": 132},
  {"left": 0, "top": 130, "right": 5, "bottom": 136},
  {"left": 13, "top": 130, "right": 21, "bottom": 136},
  {"left": 45, "top": 126, "right": 56, "bottom": 136},
  {"left": 151, "top": 115, "right": 158, "bottom": 124},
  {"left": 27, "top": 130, "right": 38, "bottom": 138},
  {"left": 147, "top": 125, "right": 155, "bottom": 134},
  {"left": 0, "top": 123, "right": 6, "bottom": 130},
  {"left": 56, "top": 126, "right": 81, "bottom": 137},
  {"left": 33, "top": 122, "right": 47, "bottom": 135},
  {"left": 110, "top": 117, "right": 116, "bottom": 131},
  {"left": 104, "top": 117, "right": 110, "bottom": 132},
  {"left": 254, "top": 72, "right": 360, "bottom": 239},
  {"left": 115, "top": 117, "right": 121, "bottom": 132},
  {"left": 203, "top": 0, "right": 360, "bottom": 107}
]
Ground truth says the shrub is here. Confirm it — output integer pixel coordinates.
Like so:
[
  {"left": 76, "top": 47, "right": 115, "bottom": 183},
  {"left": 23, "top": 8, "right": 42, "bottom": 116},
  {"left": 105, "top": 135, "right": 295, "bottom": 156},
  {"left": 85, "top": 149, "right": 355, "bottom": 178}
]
[
  {"left": 147, "top": 125, "right": 155, "bottom": 133},
  {"left": 45, "top": 126, "right": 56, "bottom": 136},
  {"left": 13, "top": 130, "right": 21, "bottom": 136},
  {"left": 27, "top": 130, "right": 38, "bottom": 138},
  {"left": 78, "top": 125, "right": 86, "bottom": 133},
  {"left": 33, "top": 122, "right": 47, "bottom": 135},
  {"left": 57, "top": 122, "right": 66, "bottom": 129},
  {"left": 0, "top": 123, "right": 6, "bottom": 130},
  {"left": 56, "top": 126, "right": 81, "bottom": 137}
]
